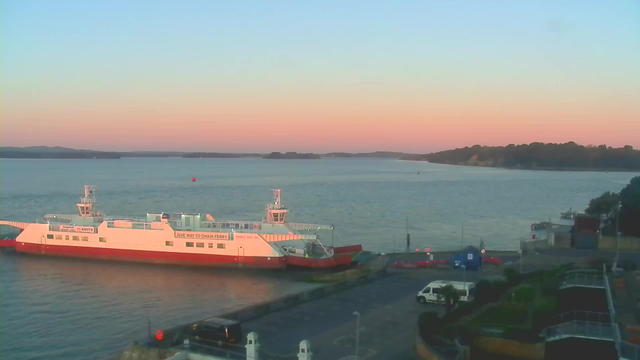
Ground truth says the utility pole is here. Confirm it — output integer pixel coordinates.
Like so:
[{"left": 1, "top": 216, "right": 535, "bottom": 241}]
[
  {"left": 331, "top": 227, "right": 334, "bottom": 247},
  {"left": 461, "top": 222, "right": 464, "bottom": 250},
  {"left": 520, "top": 239, "right": 523, "bottom": 274},
  {"left": 406, "top": 216, "right": 410, "bottom": 252},
  {"left": 616, "top": 202, "right": 620, "bottom": 264},
  {"left": 393, "top": 235, "right": 396, "bottom": 254},
  {"left": 353, "top": 311, "right": 361, "bottom": 359}
]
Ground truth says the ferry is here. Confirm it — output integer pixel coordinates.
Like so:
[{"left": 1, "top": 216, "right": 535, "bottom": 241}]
[{"left": 0, "top": 186, "right": 362, "bottom": 269}]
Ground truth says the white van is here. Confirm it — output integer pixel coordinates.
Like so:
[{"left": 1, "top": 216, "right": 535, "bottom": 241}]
[{"left": 416, "top": 280, "right": 475, "bottom": 304}]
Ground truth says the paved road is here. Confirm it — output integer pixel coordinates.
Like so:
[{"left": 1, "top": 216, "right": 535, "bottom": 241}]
[{"left": 242, "top": 266, "right": 507, "bottom": 360}]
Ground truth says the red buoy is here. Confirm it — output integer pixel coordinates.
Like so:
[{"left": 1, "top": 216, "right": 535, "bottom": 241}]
[
  {"left": 156, "top": 329, "right": 164, "bottom": 340},
  {"left": 192, "top": 177, "right": 196, "bottom": 182}
]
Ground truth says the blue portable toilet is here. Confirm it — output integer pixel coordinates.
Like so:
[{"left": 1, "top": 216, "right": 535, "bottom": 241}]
[{"left": 453, "top": 245, "right": 483, "bottom": 271}]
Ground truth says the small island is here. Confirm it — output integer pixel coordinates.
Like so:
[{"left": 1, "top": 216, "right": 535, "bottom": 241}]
[
  {"left": 263, "top": 152, "right": 321, "bottom": 160},
  {"left": 182, "top": 152, "right": 262, "bottom": 158},
  {"left": 402, "top": 142, "right": 640, "bottom": 171}
]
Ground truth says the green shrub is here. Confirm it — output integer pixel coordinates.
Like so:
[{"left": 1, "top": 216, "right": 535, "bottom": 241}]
[
  {"left": 513, "top": 286, "right": 536, "bottom": 303},
  {"left": 541, "top": 276, "right": 559, "bottom": 296},
  {"left": 504, "top": 268, "right": 522, "bottom": 285}
]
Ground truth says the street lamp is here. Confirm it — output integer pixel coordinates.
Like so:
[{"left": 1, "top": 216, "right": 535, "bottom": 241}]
[
  {"left": 353, "top": 311, "right": 360, "bottom": 359},
  {"left": 615, "top": 201, "right": 621, "bottom": 264},
  {"left": 461, "top": 265, "right": 466, "bottom": 294}
]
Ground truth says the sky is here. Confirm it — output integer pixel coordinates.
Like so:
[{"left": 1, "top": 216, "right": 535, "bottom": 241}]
[{"left": 1, "top": 1, "right": 639, "bottom": 153}]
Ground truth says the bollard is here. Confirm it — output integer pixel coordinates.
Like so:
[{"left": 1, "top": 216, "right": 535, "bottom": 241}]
[
  {"left": 298, "top": 340, "right": 312, "bottom": 360},
  {"left": 246, "top": 332, "right": 260, "bottom": 360},
  {"left": 183, "top": 338, "right": 190, "bottom": 358}
]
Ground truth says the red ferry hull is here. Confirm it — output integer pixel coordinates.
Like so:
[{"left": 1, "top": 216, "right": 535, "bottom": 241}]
[
  {"left": 15, "top": 242, "right": 287, "bottom": 269},
  {"left": 284, "top": 253, "right": 353, "bottom": 268}
]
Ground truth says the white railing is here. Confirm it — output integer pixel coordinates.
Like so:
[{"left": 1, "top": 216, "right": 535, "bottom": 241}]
[
  {"left": 552, "top": 310, "right": 611, "bottom": 325},
  {"left": 559, "top": 271, "right": 605, "bottom": 289},
  {"left": 620, "top": 341, "right": 640, "bottom": 359},
  {"left": 603, "top": 264, "right": 623, "bottom": 356},
  {"left": 543, "top": 320, "right": 615, "bottom": 341}
]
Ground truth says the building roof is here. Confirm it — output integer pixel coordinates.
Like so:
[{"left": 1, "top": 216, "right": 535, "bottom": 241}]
[{"left": 463, "top": 245, "right": 480, "bottom": 253}]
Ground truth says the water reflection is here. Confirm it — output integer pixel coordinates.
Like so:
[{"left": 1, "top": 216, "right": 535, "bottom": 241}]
[{"left": 1, "top": 253, "right": 316, "bottom": 360}]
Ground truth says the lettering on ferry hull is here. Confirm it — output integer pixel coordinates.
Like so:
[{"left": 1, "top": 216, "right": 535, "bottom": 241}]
[
  {"left": 175, "top": 232, "right": 229, "bottom": 240},
  {"left": 59, "top": 225, "right": 96, "bottom": 233}
]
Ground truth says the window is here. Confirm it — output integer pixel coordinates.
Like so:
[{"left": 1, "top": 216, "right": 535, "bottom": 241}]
[
  {"left": 165, "top": 241, "right": 174, "bottom": 246},
  {"left": 55, "top": 235, "right": 62, "bottom": 240},
  {"left": 208, "top": 243, "right": 213, "bottom": 248},
  {"left": 217, "top": 243, "right": 225, "bottom": 249},
  {"left": 65, "top": 235, "right": 70, "bottom": 240},
  {"left": 423, "top": 287, "right": 431, "bottom": 294},
  {"left": 186, "top": 242, "right": 194, "bottom": 247},
  {"left": 456, "top": 289, "right": 468, "bottom": 297},
  {"left": 196, "top": 242, "right": 204, "bottom": 248},
  {"left": 107, "top": 222, "right": 114, "bottom": 228},
  {"left": 185, "top": 217, "right": 191, "bottom": 227},
  {"left": 81, "top": 236, "right": 89, "bottom": 241},
  {"left": 47, "top": 234, "right": 54, "bottom": 239},
  {"left": 99, "top": 237, "right": 106, "bottom": 243},
  {"left": 72, "top": 236, "right": 79, "bottom": 241},
  {"left": 432, "top": 287, "right": 443, "bottom": 295}
]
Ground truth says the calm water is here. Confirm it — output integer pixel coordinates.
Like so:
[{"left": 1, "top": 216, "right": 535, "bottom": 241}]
[{"left": 0, "top": 158, "right": 637, "bottom": 359}]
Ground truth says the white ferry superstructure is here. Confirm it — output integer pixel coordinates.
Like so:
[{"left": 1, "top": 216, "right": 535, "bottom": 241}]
[{"left": 0, "top": 186, "right": 362, "bottom": 269}]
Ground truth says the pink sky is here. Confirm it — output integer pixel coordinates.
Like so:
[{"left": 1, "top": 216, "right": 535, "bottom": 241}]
[{"left": 2, "top": 1, "right": 639, "bottom": 153}]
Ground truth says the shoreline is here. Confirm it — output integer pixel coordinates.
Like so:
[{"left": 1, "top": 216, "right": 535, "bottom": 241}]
[{"left": 401, "top": 159, "right": 640, "bottom": 173}]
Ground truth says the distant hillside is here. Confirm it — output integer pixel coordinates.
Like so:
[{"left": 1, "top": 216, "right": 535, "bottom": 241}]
[
  {"left": 264, "top": 152, "right": 321, "bottom": 159},
  {"left": 403, "top": 142, "right": 640, "bottom": 171},
  {"left": 183, "top": 152, "right": 262, "bottom": 158},
  {"left": 325, "top": 151, "right": 414, "bottom": 158},
  {"left": 121, "top": 151, "right": 187, "bottom": 157},
  {"left": 1, "top": 146, "right": 121, "bottom": 159}
]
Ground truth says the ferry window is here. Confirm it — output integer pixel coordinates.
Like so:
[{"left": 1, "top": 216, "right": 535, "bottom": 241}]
[
  {"left": 165, "top": 241, "right": 174, "bottom": 246},
  {"left": 107, "top": 222, "right": 114, "bottom": 228},
  {"left": 99, "top": 237, "right": 106, "bottom": 243},
  {"left": 65, "top": 235, "right": 70, "bottom": 240},
  {"left": 217, "top": 243, "right": 225, "bottom": 249},
  {"left": 185, "top": 217, "right": 191, "bottom": 227},
  {"left": 244, "top": 224, "right": 250, "bottom": 229},
  {"left": 155, "top": 216, "right": 161, "bottom": 221},
  {"left": 47, "top": 234, "right": 54, "bottom": 239},
  {"left": 208, "top": 243, "right": 213, "bottom": 248},
  {"left": 55, "top": 235, "right": 62, "bottom": 240},
  {"left": 72, "top": 236, "right": 79, "bottom": 241},
  {"left": 196, "top": 242, "right": 204, "bottom": 248},
  {"left": 81, "top": 236, "right": 89, "bottom": 241},
  {"left": 186, "top": 242, "right": 194, "bottom": 247}
]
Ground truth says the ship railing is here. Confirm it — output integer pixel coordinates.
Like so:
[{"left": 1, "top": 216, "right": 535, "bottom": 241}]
[
  {"left": 44, "top": 214, "right": 76, "bottom": 221},
  {"left": 287, "top": 223, "right": 334, "bottom": 231}
]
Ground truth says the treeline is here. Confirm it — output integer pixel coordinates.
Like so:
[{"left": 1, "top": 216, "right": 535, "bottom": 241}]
[
  {"left": 403, "top": 142, "right": 640, "bottom": 170},
  {"left": 585, "top": 176, "right": 640, "bottom": 237},
  {"left": 1, "top": 150, "right": 120, "bottom": 159},
  {"left": 263, "top": 152, "right": 321, "bottom": 159}
]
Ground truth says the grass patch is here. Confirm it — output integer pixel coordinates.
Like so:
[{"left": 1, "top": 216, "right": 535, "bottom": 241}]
[
  {"left": 513, "top": 286, "right": 536, "bottom": 303},
  {"left": 472, "top": 305, "right": 528, "bottom": 327}
]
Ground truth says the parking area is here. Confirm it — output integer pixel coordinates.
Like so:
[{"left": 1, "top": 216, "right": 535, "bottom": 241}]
[
  {"left": 204, "top": 249, "right": 629, "bottom": 359},
  {"left": 242, "top": 268, "right": 505, "bottom": 360}
]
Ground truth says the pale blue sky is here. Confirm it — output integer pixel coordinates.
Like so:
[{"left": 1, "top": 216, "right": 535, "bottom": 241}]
[{"left": 2, "top": 1, "right": 639, "bottom": 151}]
